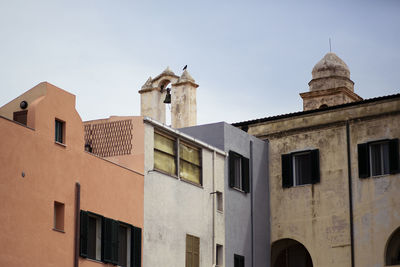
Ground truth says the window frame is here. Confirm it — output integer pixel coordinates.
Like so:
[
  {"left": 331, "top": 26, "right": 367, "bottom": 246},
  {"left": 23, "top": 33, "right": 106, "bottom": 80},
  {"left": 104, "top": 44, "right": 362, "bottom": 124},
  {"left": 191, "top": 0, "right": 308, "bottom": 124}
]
[
  {"left": 228, "top": 151, "right": 250, "bottom": 193},
  {"left": 281, "top": 149, "right": 320, "bottom": 188},
  {"left": 358, "top": 139, "right": 399, "bottom": 179},
  {"left": 153, "top": 130, "right": 203, "bottom": 186},
  {"left": 55, "top": 119, "right": 65, "bottom": 144}
]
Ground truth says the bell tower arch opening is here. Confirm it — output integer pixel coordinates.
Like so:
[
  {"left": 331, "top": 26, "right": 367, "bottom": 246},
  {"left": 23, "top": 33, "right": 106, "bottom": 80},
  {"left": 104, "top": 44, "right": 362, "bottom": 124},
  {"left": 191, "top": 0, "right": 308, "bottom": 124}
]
[{"left": 271, "top": 238, "right": 313, "bottom": 267}]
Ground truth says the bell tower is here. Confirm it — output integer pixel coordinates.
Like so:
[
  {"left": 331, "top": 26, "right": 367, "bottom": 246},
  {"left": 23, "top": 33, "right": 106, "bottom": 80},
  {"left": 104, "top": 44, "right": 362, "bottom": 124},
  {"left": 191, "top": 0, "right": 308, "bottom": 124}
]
[
  {"left": 138, "top": 67, "right": 178, "bottom": 124},
  {"left": 139, "top": 67, "right": 198, "bottom": 128}
]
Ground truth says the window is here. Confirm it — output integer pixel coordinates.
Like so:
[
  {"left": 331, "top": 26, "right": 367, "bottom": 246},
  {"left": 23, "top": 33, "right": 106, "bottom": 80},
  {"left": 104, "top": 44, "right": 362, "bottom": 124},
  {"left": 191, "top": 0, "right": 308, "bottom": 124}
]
[
  {"left": 180, "top": 142, "right": 201, "bottom": 184},
  {"left": 80, "top": 211, "right": 142, "bottom": 267},
  {"left": 234, "top": 254, "right": 245, "bottom": 267},
  {"left": 386, "top": 227, "right": 400, "bottom": 266},
  {"left": 229, "top": 151, "right": 250, "bottom": 193},
  {"left": 281, "top": 149, "right": 320, "bottom": 188},
  {"left": 154, "top": 132, "right": 177, "bottom": 176},
  {"left": 154, "top": 131, "right": 202, "bottom": 185},
  {"left": 55, "top": 119, "right": 65, "bottom": 143},
  {"left": 186, "top": 234, "right": 200, "bottom": 267},
  {"left": 53, "top": 201, "right": 64, "bottom": 231},
  {"left": 216, "top": 191, "right": 223, "bottom": 212},
  {"left": 358, "top": 139, "right": 399, "bottom": 178},
  {"left": 13, "top": 110, "right": 27, "bottom": 125},
  {"left": 216, "top": 244, "right": 223, "bottom": 266}
]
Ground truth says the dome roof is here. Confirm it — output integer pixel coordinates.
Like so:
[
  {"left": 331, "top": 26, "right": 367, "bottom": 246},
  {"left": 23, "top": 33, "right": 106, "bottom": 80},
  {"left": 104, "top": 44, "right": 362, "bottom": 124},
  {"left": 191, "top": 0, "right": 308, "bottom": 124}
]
[{"left": 312, "top": 52, "right": 350, "bottom": 80}]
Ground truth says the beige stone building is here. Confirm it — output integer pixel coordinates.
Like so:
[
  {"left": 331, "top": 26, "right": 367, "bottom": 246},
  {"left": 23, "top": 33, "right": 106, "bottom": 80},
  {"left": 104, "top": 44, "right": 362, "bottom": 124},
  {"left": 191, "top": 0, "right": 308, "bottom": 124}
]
[{"left": 234, "top": 53, "right": 400, "bottom": 267}]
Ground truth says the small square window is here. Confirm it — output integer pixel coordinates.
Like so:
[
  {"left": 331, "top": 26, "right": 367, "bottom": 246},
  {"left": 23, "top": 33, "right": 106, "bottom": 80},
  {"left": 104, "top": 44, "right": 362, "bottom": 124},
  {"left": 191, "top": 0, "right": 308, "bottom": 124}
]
[
  {"left": 54, "top": 201, "right": 65, "bottom": 231},
  {"left": 13, "top": 110, "right": 28, "bottom": 125},
  {"left": 55, "top": 119, "right": 65, "bottom": 144}
]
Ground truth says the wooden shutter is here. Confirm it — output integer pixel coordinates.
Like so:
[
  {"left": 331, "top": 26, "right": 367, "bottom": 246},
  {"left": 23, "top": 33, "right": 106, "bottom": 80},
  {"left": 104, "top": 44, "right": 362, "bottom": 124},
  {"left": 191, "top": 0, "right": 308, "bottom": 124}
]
[
  {"left": 186, "top": 235, "right": 193, "bottom": 267},
  {"left": 389, "top": 139, "right": 400, "bottom": 174},
  {"left": 131, "top": 226, "right": 142, "bottom": 267},
  {"left": 281, "top": 154, "right": 293, "bottom": 188},
  {"left": 229, "top": 151, "right": 236, "bottom": 188},
  {"left": 111, "top": 220, "right": 119, "bottom": 265},
  {"left": 311, "top": 149, "right": 320, "bottom": 184},
  {"left": 79, "top": 210, "right": 88, "bottom": 258},
  {"left": 193, "top": 236, "right": 199, "bottom": 267},
  {"left": 242, "top": 157, "right": 250, "bottom": 193},
  {"left": 358, "top": 143, "right": 370, "bottom": 178}
]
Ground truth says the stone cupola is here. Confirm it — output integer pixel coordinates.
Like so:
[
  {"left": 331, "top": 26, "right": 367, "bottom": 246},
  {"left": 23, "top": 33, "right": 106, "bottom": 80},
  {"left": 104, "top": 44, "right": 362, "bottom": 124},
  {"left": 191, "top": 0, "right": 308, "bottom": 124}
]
[
  {"left": 138, "top": 67, "right": 198, "bottom": 128},
  {"left": 300, "top": 52, "right": 362, "bottom": 111}
]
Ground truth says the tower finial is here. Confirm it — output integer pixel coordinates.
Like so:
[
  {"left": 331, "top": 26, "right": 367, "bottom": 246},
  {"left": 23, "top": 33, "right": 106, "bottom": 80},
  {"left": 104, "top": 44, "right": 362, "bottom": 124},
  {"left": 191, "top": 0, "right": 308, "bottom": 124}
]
[{"left": 329, "top": 37, "right": 332, "bottom": 52}]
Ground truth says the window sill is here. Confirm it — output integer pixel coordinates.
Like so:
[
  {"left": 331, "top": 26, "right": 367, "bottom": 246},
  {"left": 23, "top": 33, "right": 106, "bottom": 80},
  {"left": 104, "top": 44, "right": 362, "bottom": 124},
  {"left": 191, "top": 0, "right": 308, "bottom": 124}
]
[
  {"left": 82, "top": 257, "right": 103, "bottom": 265},
  {"left": 55, "top": 141, "right": 66, "bottom": 148},
  {"left": 180, "top": 177, "right": 203, "bottom": 189},
  {"left": 231, "top": 187, "right": 247, "bottom": 194},
  {"left": 152, "top": 169, "right": 179, "bottom": 179},
  {"left": 217, "top": 209, "right": 223, "bottom": 214},
  {"left": 52, "top": 228, "right": 65, "bottom": 233},
  {"left": 371, "top": 173, "right": 391, "bottom": 179}
]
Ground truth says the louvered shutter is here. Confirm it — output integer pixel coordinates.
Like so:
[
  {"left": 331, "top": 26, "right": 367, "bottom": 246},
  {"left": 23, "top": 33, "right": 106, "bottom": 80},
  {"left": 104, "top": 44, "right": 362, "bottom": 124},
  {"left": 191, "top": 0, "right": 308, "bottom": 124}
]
[
  {"left": 389, "top": 139, "right": 399, "bottom": 174},
  {"left": 131, "top": 226, "right": 142, "bottom": 267},
  {"left": 111, "top": 220, "right": 119, "bottom": 265},
  {"left": 242, "top": 157, "right": 250, "bottom": 193},
  {"left": 193, "top": 236, "right": 200, "bottom": 267},
  {"left": 186, "top": 235, "right": 192, "bottom": 267},
  {"left": 311, "top": 149, "right": 320, "bottom": 184},
  {"left": 281, "top": 154, "right": 293, "bottom": 188},
  {"left": 102, "top": 218, "right": 113, "bottom": 263},
  {"left": 79, "top": 210, "right": 88, "bottom": 258},
  {"left": 358, "top": 143, "right": 370, "bottom": 178},
  {"left": 229, "top": 151, "right": 235, "bottom": 187}
]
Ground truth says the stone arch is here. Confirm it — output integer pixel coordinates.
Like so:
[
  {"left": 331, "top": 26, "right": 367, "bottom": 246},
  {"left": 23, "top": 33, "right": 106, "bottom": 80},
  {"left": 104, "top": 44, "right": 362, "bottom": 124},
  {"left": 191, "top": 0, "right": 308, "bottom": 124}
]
[
  {"left": 385, "top": 226, "right": 400, "bottom": 266},
  {"left": 271, "top": 238, "right": 313, "bottom": 267}
]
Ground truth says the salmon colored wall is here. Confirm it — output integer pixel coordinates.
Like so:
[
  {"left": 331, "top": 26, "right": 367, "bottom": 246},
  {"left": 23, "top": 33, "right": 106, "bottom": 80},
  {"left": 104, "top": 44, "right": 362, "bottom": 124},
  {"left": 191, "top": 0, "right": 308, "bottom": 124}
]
[{"left": 0, "top": 83, "right": 144, "bottom": 267}]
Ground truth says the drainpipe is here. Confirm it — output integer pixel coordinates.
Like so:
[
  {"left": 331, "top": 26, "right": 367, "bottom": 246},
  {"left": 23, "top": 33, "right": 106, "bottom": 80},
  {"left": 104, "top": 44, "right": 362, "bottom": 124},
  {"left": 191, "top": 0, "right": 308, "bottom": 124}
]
[
  {"left": 346, "top": 122, "right": 355, "bottom": 267},
  {"left": 74, "top": 182, "right": 80, "bottom": 267},
  {"left": 212, "top": 151, "right": 216, "bottom": 265},
  {"left": 250, "top": 141, "right": 254, "bottom": 267}
]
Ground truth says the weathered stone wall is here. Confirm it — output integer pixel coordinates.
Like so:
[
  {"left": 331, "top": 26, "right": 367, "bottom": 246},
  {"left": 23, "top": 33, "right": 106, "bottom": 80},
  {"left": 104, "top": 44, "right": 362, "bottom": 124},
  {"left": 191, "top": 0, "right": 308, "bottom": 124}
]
[{"left": 246, "top": 96, "right": 400, "bottom": 267}]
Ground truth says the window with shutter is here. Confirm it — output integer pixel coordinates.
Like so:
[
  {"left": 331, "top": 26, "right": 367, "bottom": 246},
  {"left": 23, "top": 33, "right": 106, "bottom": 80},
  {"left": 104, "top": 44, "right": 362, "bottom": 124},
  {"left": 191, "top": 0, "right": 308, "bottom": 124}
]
[
  {"left": 281, "top": 149, "right": 320, "bottom": 188},
  {"left": 358, "top": 139, "right": 400, "bottom": 178},
  {"left": 186, "top": 234, "right": 200, "bottom": 267},
  {"left": 229, "top": 151, "right": 250, "bottom": 193},
  {"left": 80, "top": 211, "right": 102, "bottom": 261},
  {"left": 131, "top": 226, "right": 142, "bottom": 267}
]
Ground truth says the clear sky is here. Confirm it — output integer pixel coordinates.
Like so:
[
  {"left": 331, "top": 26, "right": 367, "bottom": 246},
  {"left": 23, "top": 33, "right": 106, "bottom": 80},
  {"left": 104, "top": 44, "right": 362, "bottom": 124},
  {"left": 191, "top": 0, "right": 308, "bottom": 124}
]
[{"left": 0, "top": 0, "right": 399, "bottom": 125}]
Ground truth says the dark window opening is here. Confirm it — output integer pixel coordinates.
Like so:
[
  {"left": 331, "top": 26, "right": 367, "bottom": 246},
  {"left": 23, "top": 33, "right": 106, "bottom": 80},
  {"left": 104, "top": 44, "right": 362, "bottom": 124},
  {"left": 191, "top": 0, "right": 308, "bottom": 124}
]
[
  {"left": 55, "top": 119, "right": 65, "bottom": 143},
  {"left": 13, "top": 110, "right": 28, "bottom": 125},
  {"left": 53, "top": 201, "right": 64, "bottom": 231},
  {"left": 229, "top": 151, "right": 250, "bottom": 193},
  {"left": 234, "top": 254, "right": 245, "bottom": 267}
]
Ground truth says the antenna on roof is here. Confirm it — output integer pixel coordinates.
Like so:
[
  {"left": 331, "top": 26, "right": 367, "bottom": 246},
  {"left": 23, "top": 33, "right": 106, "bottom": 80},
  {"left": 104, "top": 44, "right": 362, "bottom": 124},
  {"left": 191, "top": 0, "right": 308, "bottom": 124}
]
[{"left": 329, "top": 37, "right": 332, "bottom": 52}]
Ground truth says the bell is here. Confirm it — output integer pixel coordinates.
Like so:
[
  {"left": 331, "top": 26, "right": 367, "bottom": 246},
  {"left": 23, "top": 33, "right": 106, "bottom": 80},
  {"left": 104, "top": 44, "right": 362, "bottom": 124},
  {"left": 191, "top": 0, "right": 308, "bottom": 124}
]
[{"left": 163, "top": 88, "right": 171, "bottom": 104}]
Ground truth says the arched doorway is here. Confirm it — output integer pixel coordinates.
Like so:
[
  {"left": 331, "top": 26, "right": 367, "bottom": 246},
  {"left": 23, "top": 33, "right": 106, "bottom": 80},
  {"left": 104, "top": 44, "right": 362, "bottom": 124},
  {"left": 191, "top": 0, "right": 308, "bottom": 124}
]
[
  {"left": 386, "top": 227, "right": 400, "bottom": 265},
  {"left": 271, "top": 238, "right": 313, "bottom": 267}
]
